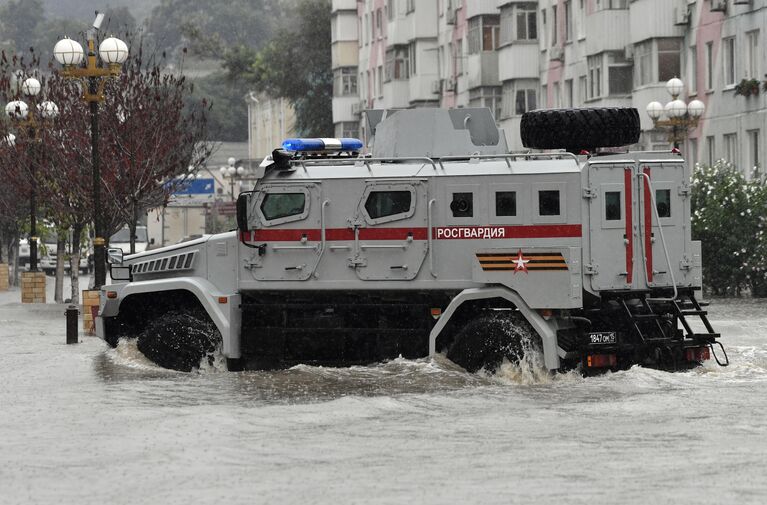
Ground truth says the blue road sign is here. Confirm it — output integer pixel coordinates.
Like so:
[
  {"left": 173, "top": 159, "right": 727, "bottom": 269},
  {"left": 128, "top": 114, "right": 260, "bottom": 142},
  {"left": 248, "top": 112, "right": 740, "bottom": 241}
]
[{"left": 171, "top": 178, "right": 215, "bottom": 196}]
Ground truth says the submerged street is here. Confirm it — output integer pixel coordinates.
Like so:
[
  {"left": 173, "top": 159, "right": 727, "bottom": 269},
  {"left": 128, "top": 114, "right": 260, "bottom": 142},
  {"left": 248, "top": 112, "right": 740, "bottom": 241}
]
[{"left": 0, "top": 295, "right": 765, "bottom": 505}]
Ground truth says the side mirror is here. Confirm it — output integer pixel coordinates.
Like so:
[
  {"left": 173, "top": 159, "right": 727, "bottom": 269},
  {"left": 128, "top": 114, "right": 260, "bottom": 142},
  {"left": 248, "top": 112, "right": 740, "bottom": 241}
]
[
  {"left": 107, "top": 247, "right": 123, "bottom": 265},
  {"left": 236, "top": 192, "right": 251, "bottom": 231}
]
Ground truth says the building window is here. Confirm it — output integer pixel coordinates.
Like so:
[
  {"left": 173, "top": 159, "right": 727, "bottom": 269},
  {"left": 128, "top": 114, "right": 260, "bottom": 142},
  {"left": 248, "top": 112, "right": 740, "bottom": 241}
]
[
  {"left": 578, "top": 75, "right": 586, "bottom": 105},
  {"left": 551, "top": 5, "right": 557, "bottom": 46},
  {"left": 500, "top": 3, "right": 537, "bottom": 44},
  {"left": 336, "top": 121, "right": 360, "bottom": 139},
  {"left": 564, "top": 0, "right": 572, "bottom": 42},
  {"left": 608, "top": 52, "right": 632, "bottom": 95},
  {"left": 358, "top": 17, "right": 362, "bottom": 47},
  {"left": 723, "top": 37, "right": 736, "bottom": 87},
  {"left": 596, "top": 0, "right": 628, "bottom": 9},
  {"left": 539, "top": 190, "right": 560, "bottom": 216},
  {"left": 495, "top": 191, "right": 517, "bottom": 217},
  {"left": 635, "top": 41, "right": 652, "bottom": 86},
  {"left": 502, "top": 81, "right": 534, "bottom": 118},
  {"left": 376, "top": 9, "right": 382, "bottom": 38},
  {"left": 468, "top": 15, "right": 500, "bottom": 54},
  {"left": 746, "top": 31, "right": 759, "bottom": 79},
  {"left": 409, "top": 41, "right": 417, "bottom": 75},
  {"left": 564, "top": 79, "right": 573, "bottom": 107},
  {"left": 377, "top": 65, "right": 383, "bottom": 97},
  {"left": 588, "top": 54, "right": 602, "bottom": 99},
  {"left": 469, "top": 86, "right": 502, "bottom": 120},
  {"left": 451, "top": 192, "right": 473, "bottom": 218},
  {"left": 553, "top": 81, "right": 561, "bottom": 108},
  {"left": 541, "top": 84, "right": 547, "bottom": 107},
  {"left": 689, "top": 138, "right": 698, "bottom": 168},
  {"left": 333, "top": 67, "right": 358, "bottom": 96},
  {"left": 689, "top": 46, "right": 697, "bottom": 94},
  {"left": 406, "top": 0, "right": 414, "bottom": 14},
  {"left": 387, "top": 0, "right": 394, "bottom": 21},
  {"left": 577, "top": 0, "right": 585, "bottom": 40},
  {"left": 453, "top": 38, "right": 463, "bottom": 75},
  {"left": 385, "top": 46, "right": 410, "bottom": 82},
  {"left": 724, "top": 133, "right": 737, "bottom": 167},
  {"left": 658, "top": 38, "right": 681, "bottom": 83},
  {"left": 706, "top": 135, "right": 715, "bottom": 166},
  {"left": 705, "top": 41, "right": 713, "bottom": 90},
  {"left": 747, "top": 130, "right": 760, "bottom": 176},
  {"left": 364, "top": 13, "right": 369, "bottom": 45}
]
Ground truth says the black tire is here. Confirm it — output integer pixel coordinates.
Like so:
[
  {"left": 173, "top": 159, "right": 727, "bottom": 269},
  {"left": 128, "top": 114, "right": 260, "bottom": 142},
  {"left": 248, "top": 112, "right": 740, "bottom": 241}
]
[
  {"left": 446, "top": 311, "right": 539, "bottom": 373},
  {"left": 137, "top": 311, "right": 222, "bottom": 372},
  {"left": 520, "top": 107, "right": 640, "bottom": 150}
]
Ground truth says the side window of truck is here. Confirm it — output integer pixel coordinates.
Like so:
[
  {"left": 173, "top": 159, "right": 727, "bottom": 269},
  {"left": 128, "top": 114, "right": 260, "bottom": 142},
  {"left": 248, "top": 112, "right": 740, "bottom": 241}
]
[
  {"left": 257, "top": 187, "right": 311, "bottom": 226},
  {"left": 361, "top": 184, "right": 416, "bottom": 224}
]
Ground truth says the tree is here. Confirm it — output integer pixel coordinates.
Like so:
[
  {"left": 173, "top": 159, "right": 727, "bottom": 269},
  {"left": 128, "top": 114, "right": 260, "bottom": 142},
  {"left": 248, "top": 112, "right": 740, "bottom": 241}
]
[
  {"left": 691, "top": 161, "right": 767, "bottom": 296},
  {"left": 0, "top": 0, "right": 46, "bottom": 55},
  {"left": 97, "top": 37, "right": 212, "bottom": 254},
  {"left": 224, "top": 0, "right": 333, "bottom": 137}
]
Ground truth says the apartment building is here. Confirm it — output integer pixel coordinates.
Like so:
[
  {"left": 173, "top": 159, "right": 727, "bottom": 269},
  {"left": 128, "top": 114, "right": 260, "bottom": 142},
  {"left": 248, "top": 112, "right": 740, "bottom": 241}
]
[{"left": 332, "top": 0, "right": 765, "bottom": 176}]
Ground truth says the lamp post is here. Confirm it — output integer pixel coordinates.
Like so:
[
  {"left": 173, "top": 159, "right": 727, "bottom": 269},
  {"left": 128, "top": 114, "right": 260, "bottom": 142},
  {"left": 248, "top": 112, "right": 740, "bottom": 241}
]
[
  {"left": 646, "top": 77, "right": 705, "bottom": 150},
  {"left": 219, "top": 157, "right": 247, "bottom": 201},
  {"left": 53, "top": 12, "right": 129, "bottom": 289},
  {"left": 4, "top": 77, "right": 59, "bottom": 272}
]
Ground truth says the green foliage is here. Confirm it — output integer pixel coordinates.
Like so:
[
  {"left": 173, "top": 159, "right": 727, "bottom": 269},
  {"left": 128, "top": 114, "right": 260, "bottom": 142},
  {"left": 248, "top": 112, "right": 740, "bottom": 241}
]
[
  {"left": 224, "top": 0, "right": 333, "bottom": 137},
  {"left": 186, "top": 73, "right": 248, "bottom": 141},
  {"left": 146, "top": 0, "right": 278, "bottom": 58},
  {"left": 691, "top": 161, "right": 767, "bottom": 296}
]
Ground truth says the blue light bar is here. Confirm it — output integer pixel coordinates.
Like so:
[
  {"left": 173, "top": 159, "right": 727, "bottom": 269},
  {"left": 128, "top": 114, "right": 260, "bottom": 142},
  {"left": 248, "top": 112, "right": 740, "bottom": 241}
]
[{"left": 282, "top": 137, "right": 363, "bottom": 152}]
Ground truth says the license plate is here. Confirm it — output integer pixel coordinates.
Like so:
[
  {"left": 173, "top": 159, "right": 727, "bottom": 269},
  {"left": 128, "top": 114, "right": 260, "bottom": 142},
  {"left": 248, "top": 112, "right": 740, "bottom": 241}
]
[{"left": 589, "top": 332, "right": 616, "bottom": 344}]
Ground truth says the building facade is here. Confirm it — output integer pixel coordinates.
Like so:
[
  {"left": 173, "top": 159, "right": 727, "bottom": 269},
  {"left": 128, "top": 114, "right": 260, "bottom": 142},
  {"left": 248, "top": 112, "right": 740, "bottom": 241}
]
[{"left": 332, "top": 0, "right": 765, "bottom": 177}]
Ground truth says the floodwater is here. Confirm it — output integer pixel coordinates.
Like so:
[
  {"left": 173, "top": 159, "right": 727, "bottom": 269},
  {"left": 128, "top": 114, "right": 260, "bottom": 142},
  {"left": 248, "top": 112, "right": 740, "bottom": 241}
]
[{"left": 0, "top": 296, "right": 766, "bottom": 505}]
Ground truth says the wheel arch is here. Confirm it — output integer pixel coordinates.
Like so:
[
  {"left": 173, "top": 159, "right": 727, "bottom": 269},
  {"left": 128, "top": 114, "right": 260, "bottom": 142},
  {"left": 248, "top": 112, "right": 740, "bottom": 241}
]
[
  {"left": 429, "top": 286, "right": 561, "bottom": 370},
  {"left": 101, "top": 277, "right": 241, "bottom": 359}
]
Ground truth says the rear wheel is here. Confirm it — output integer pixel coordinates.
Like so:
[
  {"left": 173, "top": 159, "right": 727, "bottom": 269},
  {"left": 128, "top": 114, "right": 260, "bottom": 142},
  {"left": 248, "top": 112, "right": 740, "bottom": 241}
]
[
  {"left": 446, "top": 311, "right": 538, "bottom": 373},
  {"left": 520, "top": 107, "right": 640, "bottom": 151},
  {"left": 137, "top": 311, "right": 222, "bottom": 372}
]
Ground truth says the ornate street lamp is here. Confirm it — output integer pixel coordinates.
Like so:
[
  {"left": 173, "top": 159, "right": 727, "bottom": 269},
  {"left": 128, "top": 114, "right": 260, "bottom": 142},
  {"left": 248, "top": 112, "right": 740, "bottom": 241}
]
[
  {"left": 646, "top": 77, "right": 705, "bottom": 149},
  {"left": 219, "top": 157, "right": 249, "bottom": 201},
  {"left": 4, "top": 77, "right": 59, "bottom": 272},
  {"left": 53, "top": 12, "right": 129, "bottom": 289}
]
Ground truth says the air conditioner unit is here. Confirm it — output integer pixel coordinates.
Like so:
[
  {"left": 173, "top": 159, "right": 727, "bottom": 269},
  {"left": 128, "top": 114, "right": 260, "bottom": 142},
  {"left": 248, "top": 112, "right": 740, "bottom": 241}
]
[
  {"left": 673, "top": 6, "right": 690, "bottom": 25},
  {"left": 351, "top": 101, "right": 362, "bottom": 115},
  {"left": 431, "top": 79, "right": 442, "bottom": 94},
  {"left": 624, "top": 44, "right": 634, "bottom": 60},
  {"left": 444, "top": 77, "right": 456, "bottom": 92},
  {"left": 446, "top": 8, "right": 456, "bottom": 25},
  {"left": 549, "top": 46, "right": 564, "bottom": 61},
  {"left": 710, "top": 0, "right": 727, "bottom": 12}
]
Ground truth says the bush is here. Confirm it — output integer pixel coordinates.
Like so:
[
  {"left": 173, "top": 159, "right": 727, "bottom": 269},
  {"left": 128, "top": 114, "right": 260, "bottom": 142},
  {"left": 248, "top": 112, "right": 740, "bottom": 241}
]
[{"left": 691, "top": 161, "right": 767, "bottom": 296}]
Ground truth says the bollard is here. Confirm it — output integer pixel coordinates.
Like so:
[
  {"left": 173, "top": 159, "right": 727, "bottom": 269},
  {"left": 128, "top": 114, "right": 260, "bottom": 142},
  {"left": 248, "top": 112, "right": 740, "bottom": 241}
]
[{"left": 66, "top": 305, "right": 79, "bottom": 344}]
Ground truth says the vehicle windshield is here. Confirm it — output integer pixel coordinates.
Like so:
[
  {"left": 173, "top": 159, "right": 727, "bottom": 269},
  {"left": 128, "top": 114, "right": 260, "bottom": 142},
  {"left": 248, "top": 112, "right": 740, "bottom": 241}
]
[{"left": 110, "top": 228, "right": 148, "bottom": 243}]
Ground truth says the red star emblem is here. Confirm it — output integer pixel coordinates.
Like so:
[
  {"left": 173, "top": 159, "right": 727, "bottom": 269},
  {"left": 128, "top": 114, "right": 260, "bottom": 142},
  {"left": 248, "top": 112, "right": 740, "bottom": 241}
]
[{"left": 513, "top": 249, "right": 529, "bottom": 274}]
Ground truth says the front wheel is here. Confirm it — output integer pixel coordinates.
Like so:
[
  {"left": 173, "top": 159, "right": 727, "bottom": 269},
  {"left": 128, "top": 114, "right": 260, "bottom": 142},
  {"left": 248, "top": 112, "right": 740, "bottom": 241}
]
[
  {"left": 137, "top": 311, "right": 222, "bottom": 372},
  {"left": 446, "top": 311, "right": 539, "bottom": 373}
]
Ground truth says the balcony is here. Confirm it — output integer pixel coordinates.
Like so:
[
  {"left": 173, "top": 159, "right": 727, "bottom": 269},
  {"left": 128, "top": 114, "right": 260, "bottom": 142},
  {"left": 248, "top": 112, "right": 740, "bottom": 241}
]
[
  {"left": 467, "top": 52, "right": 500, "bottom": 89},
  {"left": 629, "top": 0, "right": 685, "bottom": 45},
  {"left": 498, "top": 42, "right": 538, "bottom": 81},
  {"left": 585, "top": 8, "right": 630, "bottom": 55}
]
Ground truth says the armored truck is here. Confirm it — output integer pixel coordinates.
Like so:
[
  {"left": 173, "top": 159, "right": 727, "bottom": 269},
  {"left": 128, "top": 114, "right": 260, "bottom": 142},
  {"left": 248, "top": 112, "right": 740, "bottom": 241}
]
[{"left": 98, "top": 108, "right": 728, "bottom": 373}]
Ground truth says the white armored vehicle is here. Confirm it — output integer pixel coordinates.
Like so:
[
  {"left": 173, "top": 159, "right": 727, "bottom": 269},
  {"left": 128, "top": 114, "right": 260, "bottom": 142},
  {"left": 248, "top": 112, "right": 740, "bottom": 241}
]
[{"left": 98, "top": 108, "right": 728, "bottom": 373}]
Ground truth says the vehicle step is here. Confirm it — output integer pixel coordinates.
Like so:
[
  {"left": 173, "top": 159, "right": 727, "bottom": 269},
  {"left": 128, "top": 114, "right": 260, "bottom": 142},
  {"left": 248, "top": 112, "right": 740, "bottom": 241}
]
[
  {"left": 632, "top": 313, "right": 661, "bottom": 320},
  {"left": 679, "top": 310, "right": 708, "bottom": 317}
]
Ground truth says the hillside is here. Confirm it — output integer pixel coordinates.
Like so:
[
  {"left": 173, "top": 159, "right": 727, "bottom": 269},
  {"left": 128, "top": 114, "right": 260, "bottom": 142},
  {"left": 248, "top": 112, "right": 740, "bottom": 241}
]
[{"left": 41, "top": 0, "right": 160, "bottom": 23}]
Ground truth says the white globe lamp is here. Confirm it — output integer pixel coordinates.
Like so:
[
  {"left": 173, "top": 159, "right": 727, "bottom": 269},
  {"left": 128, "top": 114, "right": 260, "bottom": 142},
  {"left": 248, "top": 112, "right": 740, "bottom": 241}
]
[
  {"left": 666, "top": 77, "right": 684, "bottom": 98},
  {"left": 21, "top": 78, "right": 41, "bottom": 97},
  {"left": 99, "top": 37, "right": 129, "bottom": 65},
  {"left": 53, "top": 37, "right": 85, "bottom": 66},
  {"left": 646, "top": 101, "right": 664, "bottom": 120},
  {"left": 37, "top": 101, "right": 60, "bottom": 120},
  {"left": 5, "top": 100, "right": 29, "bottom": 119},
  {"left": 687, "top": 99, "right": 705, "bottom": 118}
]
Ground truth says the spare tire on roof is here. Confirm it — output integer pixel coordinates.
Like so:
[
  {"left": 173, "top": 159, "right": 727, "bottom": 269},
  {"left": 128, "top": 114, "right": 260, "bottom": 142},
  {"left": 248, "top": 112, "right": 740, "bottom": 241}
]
[{"left": 520, "top": 107, "right": 641, "bottom": 150}]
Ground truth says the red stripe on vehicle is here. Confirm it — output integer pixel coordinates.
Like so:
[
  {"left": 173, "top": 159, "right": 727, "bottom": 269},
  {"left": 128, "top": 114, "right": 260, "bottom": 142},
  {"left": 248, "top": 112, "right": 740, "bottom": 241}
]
[
  {"left": 240, "top": 224, "right": 582, "bottom": 242},
  {"left": 644, "top": 166, "right": 653, "bottom": 283},
  {"left": 624, "top": 167, "right": 633, "bottom": 284}
]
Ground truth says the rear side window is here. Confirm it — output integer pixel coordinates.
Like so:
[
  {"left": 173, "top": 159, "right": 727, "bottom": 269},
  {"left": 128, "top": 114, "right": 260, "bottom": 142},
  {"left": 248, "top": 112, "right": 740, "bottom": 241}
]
[
  {"left": 605, "top": 191, "right": 621, "bottom": 221},
  {"left": 656, "top": 189, "right": 671, "bottom": 218},
  {"left": 451, "top": 192, "right": 474, "bottom": 217},
  {"left": 538, "top": 190, "right": 560, "bottom": 216},
  {"left": 260, "top": 193, "right": 306, "bottom": 221},
  {"left": 495, "top": 191, "right": 517, "bottom": 217},
  {"left": 365, "top": 191, "right": 412, "bottom": 219}
]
